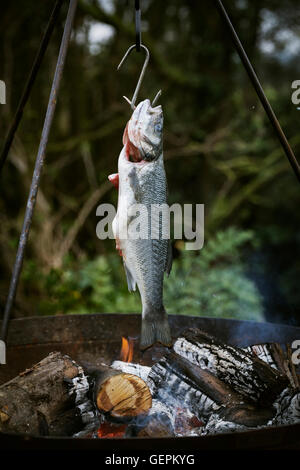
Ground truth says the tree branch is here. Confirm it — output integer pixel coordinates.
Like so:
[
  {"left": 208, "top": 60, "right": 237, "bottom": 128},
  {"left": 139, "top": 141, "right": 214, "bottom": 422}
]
[{"left": 55, "top": 181, "right": 112, "bottom": 267}]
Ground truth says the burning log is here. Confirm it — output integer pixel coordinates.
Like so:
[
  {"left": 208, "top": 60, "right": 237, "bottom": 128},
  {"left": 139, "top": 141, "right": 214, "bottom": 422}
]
[
  {"left": 173, "top": 328, "right": 288, "bottom": 406},
  {"left": 84, "top": 363, "right": 152, "bottom": 420},
  {"left": 0, "top": 352, "right": 94, "bottom": 436},
  {"left": 147, "top": 351, "right": 275, "bottom": 427},
  {"left": 0, "top": 352, "right": 152, "bottom": 438},
  {"left": 0, "top": 329, "right": 298, "bottom": 440}
]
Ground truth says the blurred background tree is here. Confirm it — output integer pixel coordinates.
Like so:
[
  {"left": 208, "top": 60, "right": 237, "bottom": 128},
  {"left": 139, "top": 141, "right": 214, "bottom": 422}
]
[{"left": 0, "top": 0, "right": 299, "bottom": 324}]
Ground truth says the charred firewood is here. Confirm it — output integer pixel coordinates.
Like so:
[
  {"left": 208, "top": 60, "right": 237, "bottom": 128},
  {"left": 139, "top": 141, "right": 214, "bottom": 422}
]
[
  {"left": 147, "top": 351, "right": 275, "bottom": 427},
  {"left": 271, "top": 388, "right": 300, "bottom": 426},
  {"left": 84, "top": 362, "right": 152, "bottom": 420},
  {"left": 244, "top": 344, "right": 279, "bottom": 369},
  {"left": 246, "top": 342, "right": 300, "bottom": 391},
  {"left": 285, "top": 343, "right": 300, "bottom": 390},
  {"left": 0, "top": 352, "right": 94, "bottom": 436},
  {"left": 202, "top": 412, "right": 249, "bottom": 435},
  {"left": 256, "top": 341, "right": 299, "bottom": 387},
  {"left": 173, "top": 328, "right": 288, "bottom": 406},
  {"left": 111, "top": 360, "right": 151, "bottom": 382}
]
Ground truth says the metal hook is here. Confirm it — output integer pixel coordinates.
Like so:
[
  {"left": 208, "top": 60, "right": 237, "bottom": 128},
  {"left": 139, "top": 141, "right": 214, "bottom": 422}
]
[{"left": 117, "top": 44, "right": 150, "bottom": 109}]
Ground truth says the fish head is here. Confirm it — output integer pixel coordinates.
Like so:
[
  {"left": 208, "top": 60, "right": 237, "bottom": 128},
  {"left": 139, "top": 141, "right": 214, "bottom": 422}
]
[{"left": 123, "top": 99, "right": 163, "bottom": 163}]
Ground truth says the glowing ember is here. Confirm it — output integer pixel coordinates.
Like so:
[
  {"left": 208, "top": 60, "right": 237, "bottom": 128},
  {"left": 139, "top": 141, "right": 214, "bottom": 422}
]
[
  {"left": 174, "top": 408, "right": 204, "bottom": 436},
  {"left": 120, "top": 336, "right": 134, "bottom": 362},
  {"left": 97, "top": 422, "right": 127, "bottom": 439}
]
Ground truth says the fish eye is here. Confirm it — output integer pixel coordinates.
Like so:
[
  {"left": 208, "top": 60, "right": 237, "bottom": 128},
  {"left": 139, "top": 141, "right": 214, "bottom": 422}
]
[{"left": 154, "top": 123, "right": 162, "bottom": 133}]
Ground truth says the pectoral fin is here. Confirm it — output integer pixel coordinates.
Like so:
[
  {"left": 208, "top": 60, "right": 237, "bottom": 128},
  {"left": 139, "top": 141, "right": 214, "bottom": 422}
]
[
  {"left": 123, "top": 262, "right": 136, "bottom": 292},
  {"left": 108, "top": 173, "right": 119, "bottom": 189}
]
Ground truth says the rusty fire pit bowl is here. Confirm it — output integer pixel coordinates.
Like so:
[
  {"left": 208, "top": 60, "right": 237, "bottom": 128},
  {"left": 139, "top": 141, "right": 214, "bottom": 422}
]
[{"left": 0, "top": 313, "right": 300, "bottom": 450}]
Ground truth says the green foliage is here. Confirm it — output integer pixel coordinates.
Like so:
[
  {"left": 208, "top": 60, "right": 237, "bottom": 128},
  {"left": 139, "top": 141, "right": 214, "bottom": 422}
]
[
  {"left": 164, "top": 228, "right": 263, "bottom": 321},
  {"left": 1, "top": 1, "right": 299, "bottom": 323},
  {"left": 22, "top": 254, "right": 141, "bottom": 316},
  {"left": 21, "top": 227, "right": 263, "bottom": 321}
]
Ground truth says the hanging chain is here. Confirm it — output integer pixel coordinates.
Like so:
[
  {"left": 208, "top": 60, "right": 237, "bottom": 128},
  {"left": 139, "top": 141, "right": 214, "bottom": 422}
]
[{"left": 135, "top": 0, "right": 141, "bottom": 52}]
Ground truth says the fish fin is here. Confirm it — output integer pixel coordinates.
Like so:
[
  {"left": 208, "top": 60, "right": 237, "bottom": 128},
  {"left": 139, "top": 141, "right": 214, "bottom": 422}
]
[
  {"left": 123, "top": 262, "right": 136, "bottom": 292},
  {"left": 165, "top": 240, "right": 173, "bottom": 276},
  {"left": 140, "top": 307, "right": 172, "bottom": 350},
  {"left": 108, "top": 173, "right": 119, "bottom": 189}
]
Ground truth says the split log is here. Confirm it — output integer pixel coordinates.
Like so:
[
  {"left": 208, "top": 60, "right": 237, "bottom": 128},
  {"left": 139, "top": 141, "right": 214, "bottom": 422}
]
[
  {"left": 173, "top": 328, "right": 288, "bottom": 405},
  {"left": 85, "top": 363, "right": 152, "bottom": 420},
  {"left": 147, "top": 351, "right": 275, "bottom": 427},
  {"left": 0, "top": 352, "right": 94, "bottom": 436}
]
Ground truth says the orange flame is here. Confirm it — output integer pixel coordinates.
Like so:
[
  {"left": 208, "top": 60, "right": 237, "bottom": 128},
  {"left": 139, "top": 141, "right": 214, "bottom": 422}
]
[
  {"left": 97, "top": 422, "right": 127, "bottom": 439},
  {"left": 120, "top": 336, "right": 134, "bottom": 362}
]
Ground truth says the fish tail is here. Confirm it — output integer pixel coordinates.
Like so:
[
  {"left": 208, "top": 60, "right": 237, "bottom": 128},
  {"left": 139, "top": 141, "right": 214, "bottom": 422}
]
[{"left": 140, "top": 306, "right": 172, "bottom": 350}]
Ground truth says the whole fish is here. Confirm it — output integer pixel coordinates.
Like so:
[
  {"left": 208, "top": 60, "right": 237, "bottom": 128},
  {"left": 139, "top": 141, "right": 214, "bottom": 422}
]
[{"left": 109, "top": 99, "right": 172, "bottom": 350}]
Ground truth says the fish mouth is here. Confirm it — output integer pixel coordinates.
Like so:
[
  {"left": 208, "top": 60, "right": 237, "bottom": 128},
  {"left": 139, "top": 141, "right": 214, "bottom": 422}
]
[{"left": 142, "top": 99, "right": 163, "bottom": 121}]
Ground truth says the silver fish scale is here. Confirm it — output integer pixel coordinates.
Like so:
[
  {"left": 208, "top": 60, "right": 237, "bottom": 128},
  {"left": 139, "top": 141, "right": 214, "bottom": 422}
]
[{"left": 121, "top": 152, "right": 168, "bottom": 312}]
